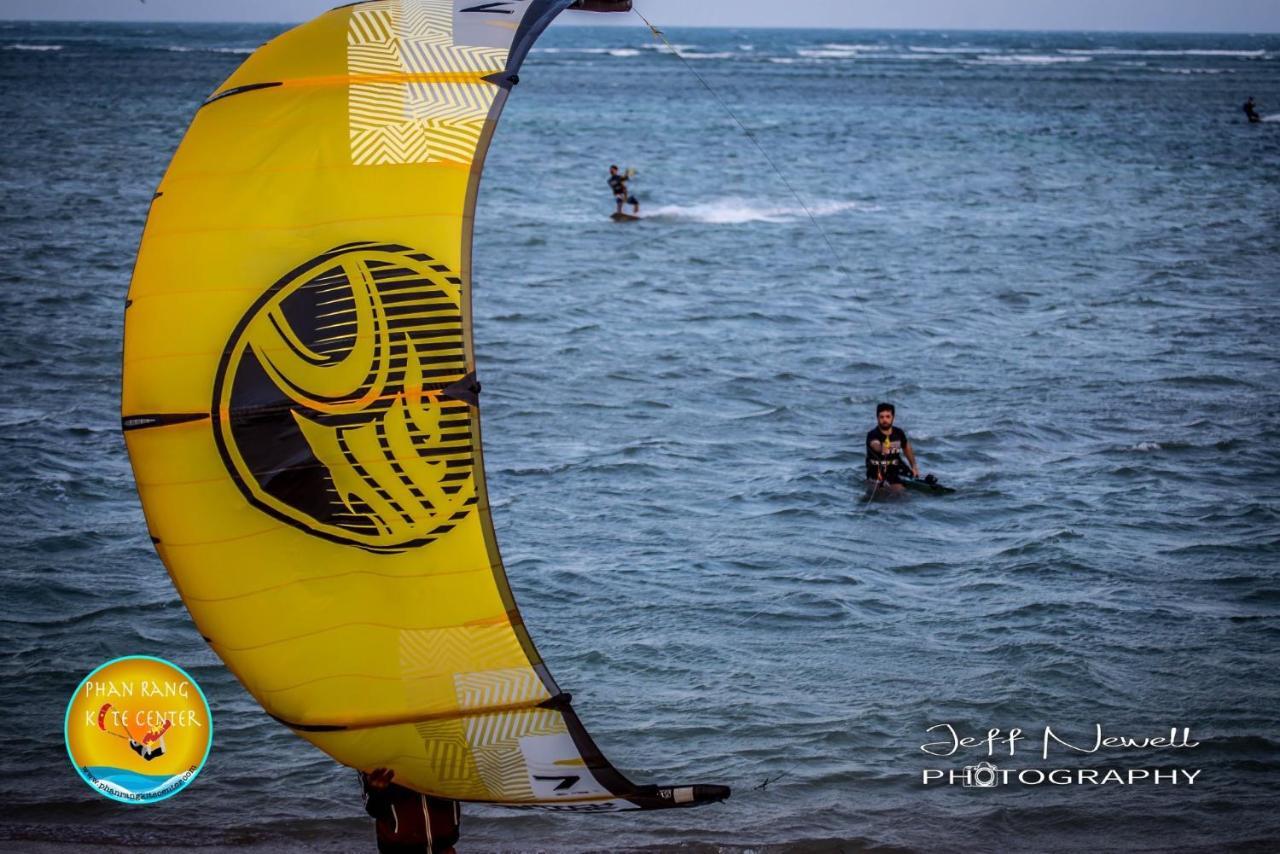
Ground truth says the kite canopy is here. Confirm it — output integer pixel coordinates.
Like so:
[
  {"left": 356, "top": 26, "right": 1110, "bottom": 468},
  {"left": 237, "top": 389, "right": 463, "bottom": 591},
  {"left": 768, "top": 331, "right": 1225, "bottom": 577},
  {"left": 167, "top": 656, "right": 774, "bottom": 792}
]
[{"left": 122, "top": 0, "right": 727, "bottom": 811}]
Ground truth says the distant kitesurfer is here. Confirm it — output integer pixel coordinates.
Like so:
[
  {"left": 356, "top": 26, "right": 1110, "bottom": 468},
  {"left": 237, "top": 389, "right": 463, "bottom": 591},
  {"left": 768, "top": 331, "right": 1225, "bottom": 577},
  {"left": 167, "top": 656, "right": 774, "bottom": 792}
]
[
  {"left": 608, "top": 164, "right": 639, "bottom": 215},
  {"left": 866, "top": 403, "right": 919, "bottom": 493},
  {"left": 1244, "top": 97, "right": 1261, "bottom": 123},
  {"left": 360, "top": 768, "right": 460, "bottom": 854}
]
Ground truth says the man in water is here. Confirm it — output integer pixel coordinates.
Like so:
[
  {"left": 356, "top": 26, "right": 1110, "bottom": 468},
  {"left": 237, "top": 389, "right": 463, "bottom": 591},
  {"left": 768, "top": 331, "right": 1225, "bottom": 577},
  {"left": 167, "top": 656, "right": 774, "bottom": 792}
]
[
  {"left": 608, "top": 164, "right": 639, "bottom": 216},
  {"left": 1244, "top": 97, "right": 1261, "bottom": 123},
  {"left": 360, "top": 768, "right": 460, "bottom": 854},
  {"left": 866, "top": 402, "right": 919, "bottom": 492}
]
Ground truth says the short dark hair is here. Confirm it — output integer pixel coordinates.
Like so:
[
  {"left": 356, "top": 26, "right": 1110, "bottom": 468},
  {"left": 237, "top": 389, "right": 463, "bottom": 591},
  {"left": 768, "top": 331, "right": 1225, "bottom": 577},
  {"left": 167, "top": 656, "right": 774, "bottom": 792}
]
[
  {"left": 876, "top": 402, "right": 895, "bottom": 415},
  {"left": 610, "top": 164, "right": 618, "bottom": 170}
]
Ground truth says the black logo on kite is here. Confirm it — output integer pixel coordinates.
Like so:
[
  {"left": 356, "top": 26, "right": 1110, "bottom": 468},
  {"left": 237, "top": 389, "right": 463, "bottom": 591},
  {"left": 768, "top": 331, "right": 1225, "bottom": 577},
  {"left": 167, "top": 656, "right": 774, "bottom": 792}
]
[
  {"left": 533, "top": 774, "right": 583, "bottom": 791},
  {"left": 212, "top": 242, "right": 478, "bottom": 552}
]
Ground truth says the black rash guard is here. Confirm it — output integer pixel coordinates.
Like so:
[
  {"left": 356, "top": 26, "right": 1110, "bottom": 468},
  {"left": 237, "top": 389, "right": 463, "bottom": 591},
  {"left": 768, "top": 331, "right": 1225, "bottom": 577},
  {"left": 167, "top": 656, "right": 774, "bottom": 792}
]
[
  {"left": 866, "top": 426, "right": 908, "bottom": 482},
  {"left": 360, "top": 773, "right": 461, "bottom": 854}
]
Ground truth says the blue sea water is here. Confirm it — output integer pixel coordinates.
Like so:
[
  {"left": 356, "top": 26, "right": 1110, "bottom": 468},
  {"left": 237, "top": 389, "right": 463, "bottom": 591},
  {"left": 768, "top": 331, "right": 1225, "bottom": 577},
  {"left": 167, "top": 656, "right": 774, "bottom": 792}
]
[{"left": 2, "top": 15, "right": 1280, "bottom": 854}]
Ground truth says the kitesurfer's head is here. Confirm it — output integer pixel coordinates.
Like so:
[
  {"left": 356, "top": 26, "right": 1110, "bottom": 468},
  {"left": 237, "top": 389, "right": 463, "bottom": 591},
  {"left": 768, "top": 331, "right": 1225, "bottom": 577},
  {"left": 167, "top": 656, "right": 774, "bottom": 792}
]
[
  {"left": 876, "top": 402, "right": 895, "bottom": 430},
  {"left": 609, "top": 164, "right": 619, "bottom": 174}
]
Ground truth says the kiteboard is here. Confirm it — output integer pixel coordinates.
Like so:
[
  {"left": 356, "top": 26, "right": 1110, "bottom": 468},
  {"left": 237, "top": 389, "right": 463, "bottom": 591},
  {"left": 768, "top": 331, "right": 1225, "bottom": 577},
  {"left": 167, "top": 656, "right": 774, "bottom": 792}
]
[
  {"left": 901, "top": 473, "right": 955, "bottom": 495},
  {"left": 862, "top": 473, "right": 954, "bottom": 501},
  {"left": 611, "top": 212, "right": 642, "bottom": 222}
]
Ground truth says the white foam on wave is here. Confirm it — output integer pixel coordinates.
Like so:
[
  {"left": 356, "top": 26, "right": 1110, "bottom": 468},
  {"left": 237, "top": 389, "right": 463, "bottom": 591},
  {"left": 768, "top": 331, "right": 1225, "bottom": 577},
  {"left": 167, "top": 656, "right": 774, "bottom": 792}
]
[
  {"left": 1157, "top": 66, "right": 1234, "bottom": 75},
  {"left": 537, "top": 44, "right": 718, "bottom": 59},
  {"left": 794, "top": 45, "right": 962, "bottom": 62},
  {"left": 908, "top": 45, "right": 993, "bottom": 54},
  {"left": 5, "top": 43, "right": 63, "bottom": 51},
  {"left": 1058, "top": 47, "right": 1266, "bottom": 57},
  {"left": 164, "top": 45, "right": 253, "bottom": 54},
  {"left": 1263, "top": 113, "right": 1280, "bottom": 123},
  {"left": 977, "top": 54, "right": 1093, "bottom": 64},
  {"left": 797, "top": 49, "right": 859, "bottom": 59},
  {"left": 645, "top": 198, "right": 871, "bottom": 225},
  {"left": 640, "top": 42, "right": 698, "bottom": 54},
  {"left": 800, "top": 42, "right": 926, "bottom": 60},
  {"left": 1131, "top": 442, "right": 1162, "bottom": 452},
  {"left": 532, "top": 46, "right": 637, "bottom": 57},
  {"left": 820, "top": 42, "right": 890, "bottom": 52}
]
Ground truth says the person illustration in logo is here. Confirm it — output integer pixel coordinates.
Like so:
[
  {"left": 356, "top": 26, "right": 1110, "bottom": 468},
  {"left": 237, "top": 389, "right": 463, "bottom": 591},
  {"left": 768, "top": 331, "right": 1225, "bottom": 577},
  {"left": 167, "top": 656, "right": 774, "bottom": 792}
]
[
  {"left": 126, "top": 717, "right": 170, "bottom": 762},
  {"left": 97, "top": 702, "right": 171, "bottom": 761},
  {"left": 128, "top": 735, "right": 166, "bottom": 761},
  {"left": 360, "top": 767, "right": 460, "bottom": 854}
]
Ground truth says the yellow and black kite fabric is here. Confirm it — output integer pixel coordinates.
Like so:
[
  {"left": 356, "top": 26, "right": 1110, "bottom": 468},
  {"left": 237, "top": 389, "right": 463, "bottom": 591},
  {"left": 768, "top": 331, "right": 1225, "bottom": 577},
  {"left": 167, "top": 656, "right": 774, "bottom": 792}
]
[{"left": 122, "top": 0, "right": 727, "bottom": 811}]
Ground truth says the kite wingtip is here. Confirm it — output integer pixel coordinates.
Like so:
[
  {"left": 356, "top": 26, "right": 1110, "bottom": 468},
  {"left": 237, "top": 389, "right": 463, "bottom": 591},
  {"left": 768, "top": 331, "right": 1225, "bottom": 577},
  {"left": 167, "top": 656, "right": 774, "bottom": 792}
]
[
  {"left": 569, "top": 0, "right": 633, "bottom": 12},
  {"left": 697, "top": 783, "right": 732, "bottom": 803},
  {"left": 634, "top": 782, "right": 731, "bottom": 808}
]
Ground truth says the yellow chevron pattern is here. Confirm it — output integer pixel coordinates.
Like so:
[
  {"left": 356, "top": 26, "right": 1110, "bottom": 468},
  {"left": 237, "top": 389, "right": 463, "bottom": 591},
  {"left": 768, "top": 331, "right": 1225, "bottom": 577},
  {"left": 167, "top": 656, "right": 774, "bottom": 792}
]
[
  {"left": 467, "top": 708, "right": 565, "bottom": 799},
  {"left": 398, "top": 623, "right": 534, "bottom": 711},
  {"left": 455, "top": 667, "right": 551, "bottom": 711},
  {"left": 412, "top": 719, "right": 493, "bottom": 800},
  {"left": 348, "top": 0, "right": 509, "bottom": 166}
]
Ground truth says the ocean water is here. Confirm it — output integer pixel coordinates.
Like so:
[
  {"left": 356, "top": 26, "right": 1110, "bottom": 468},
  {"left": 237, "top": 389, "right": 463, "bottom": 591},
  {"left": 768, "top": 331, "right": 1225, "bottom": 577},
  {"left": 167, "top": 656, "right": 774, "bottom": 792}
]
[{"left": 2, "top": 17, "right": 1280, "bottom": 854}]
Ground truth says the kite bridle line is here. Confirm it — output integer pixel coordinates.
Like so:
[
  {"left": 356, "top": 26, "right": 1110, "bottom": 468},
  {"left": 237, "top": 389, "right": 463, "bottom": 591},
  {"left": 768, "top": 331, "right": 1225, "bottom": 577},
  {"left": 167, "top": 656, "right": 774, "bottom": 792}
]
[{"left": 632, "top": 5, "right": 857, "bottom": 291}]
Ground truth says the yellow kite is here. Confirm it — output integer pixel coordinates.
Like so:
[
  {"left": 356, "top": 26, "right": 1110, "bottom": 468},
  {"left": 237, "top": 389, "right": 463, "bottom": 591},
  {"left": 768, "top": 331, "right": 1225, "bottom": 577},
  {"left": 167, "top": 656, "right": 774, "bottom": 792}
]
[{"left": 122, "top": 0, "right": 728, "bottom": 812}]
